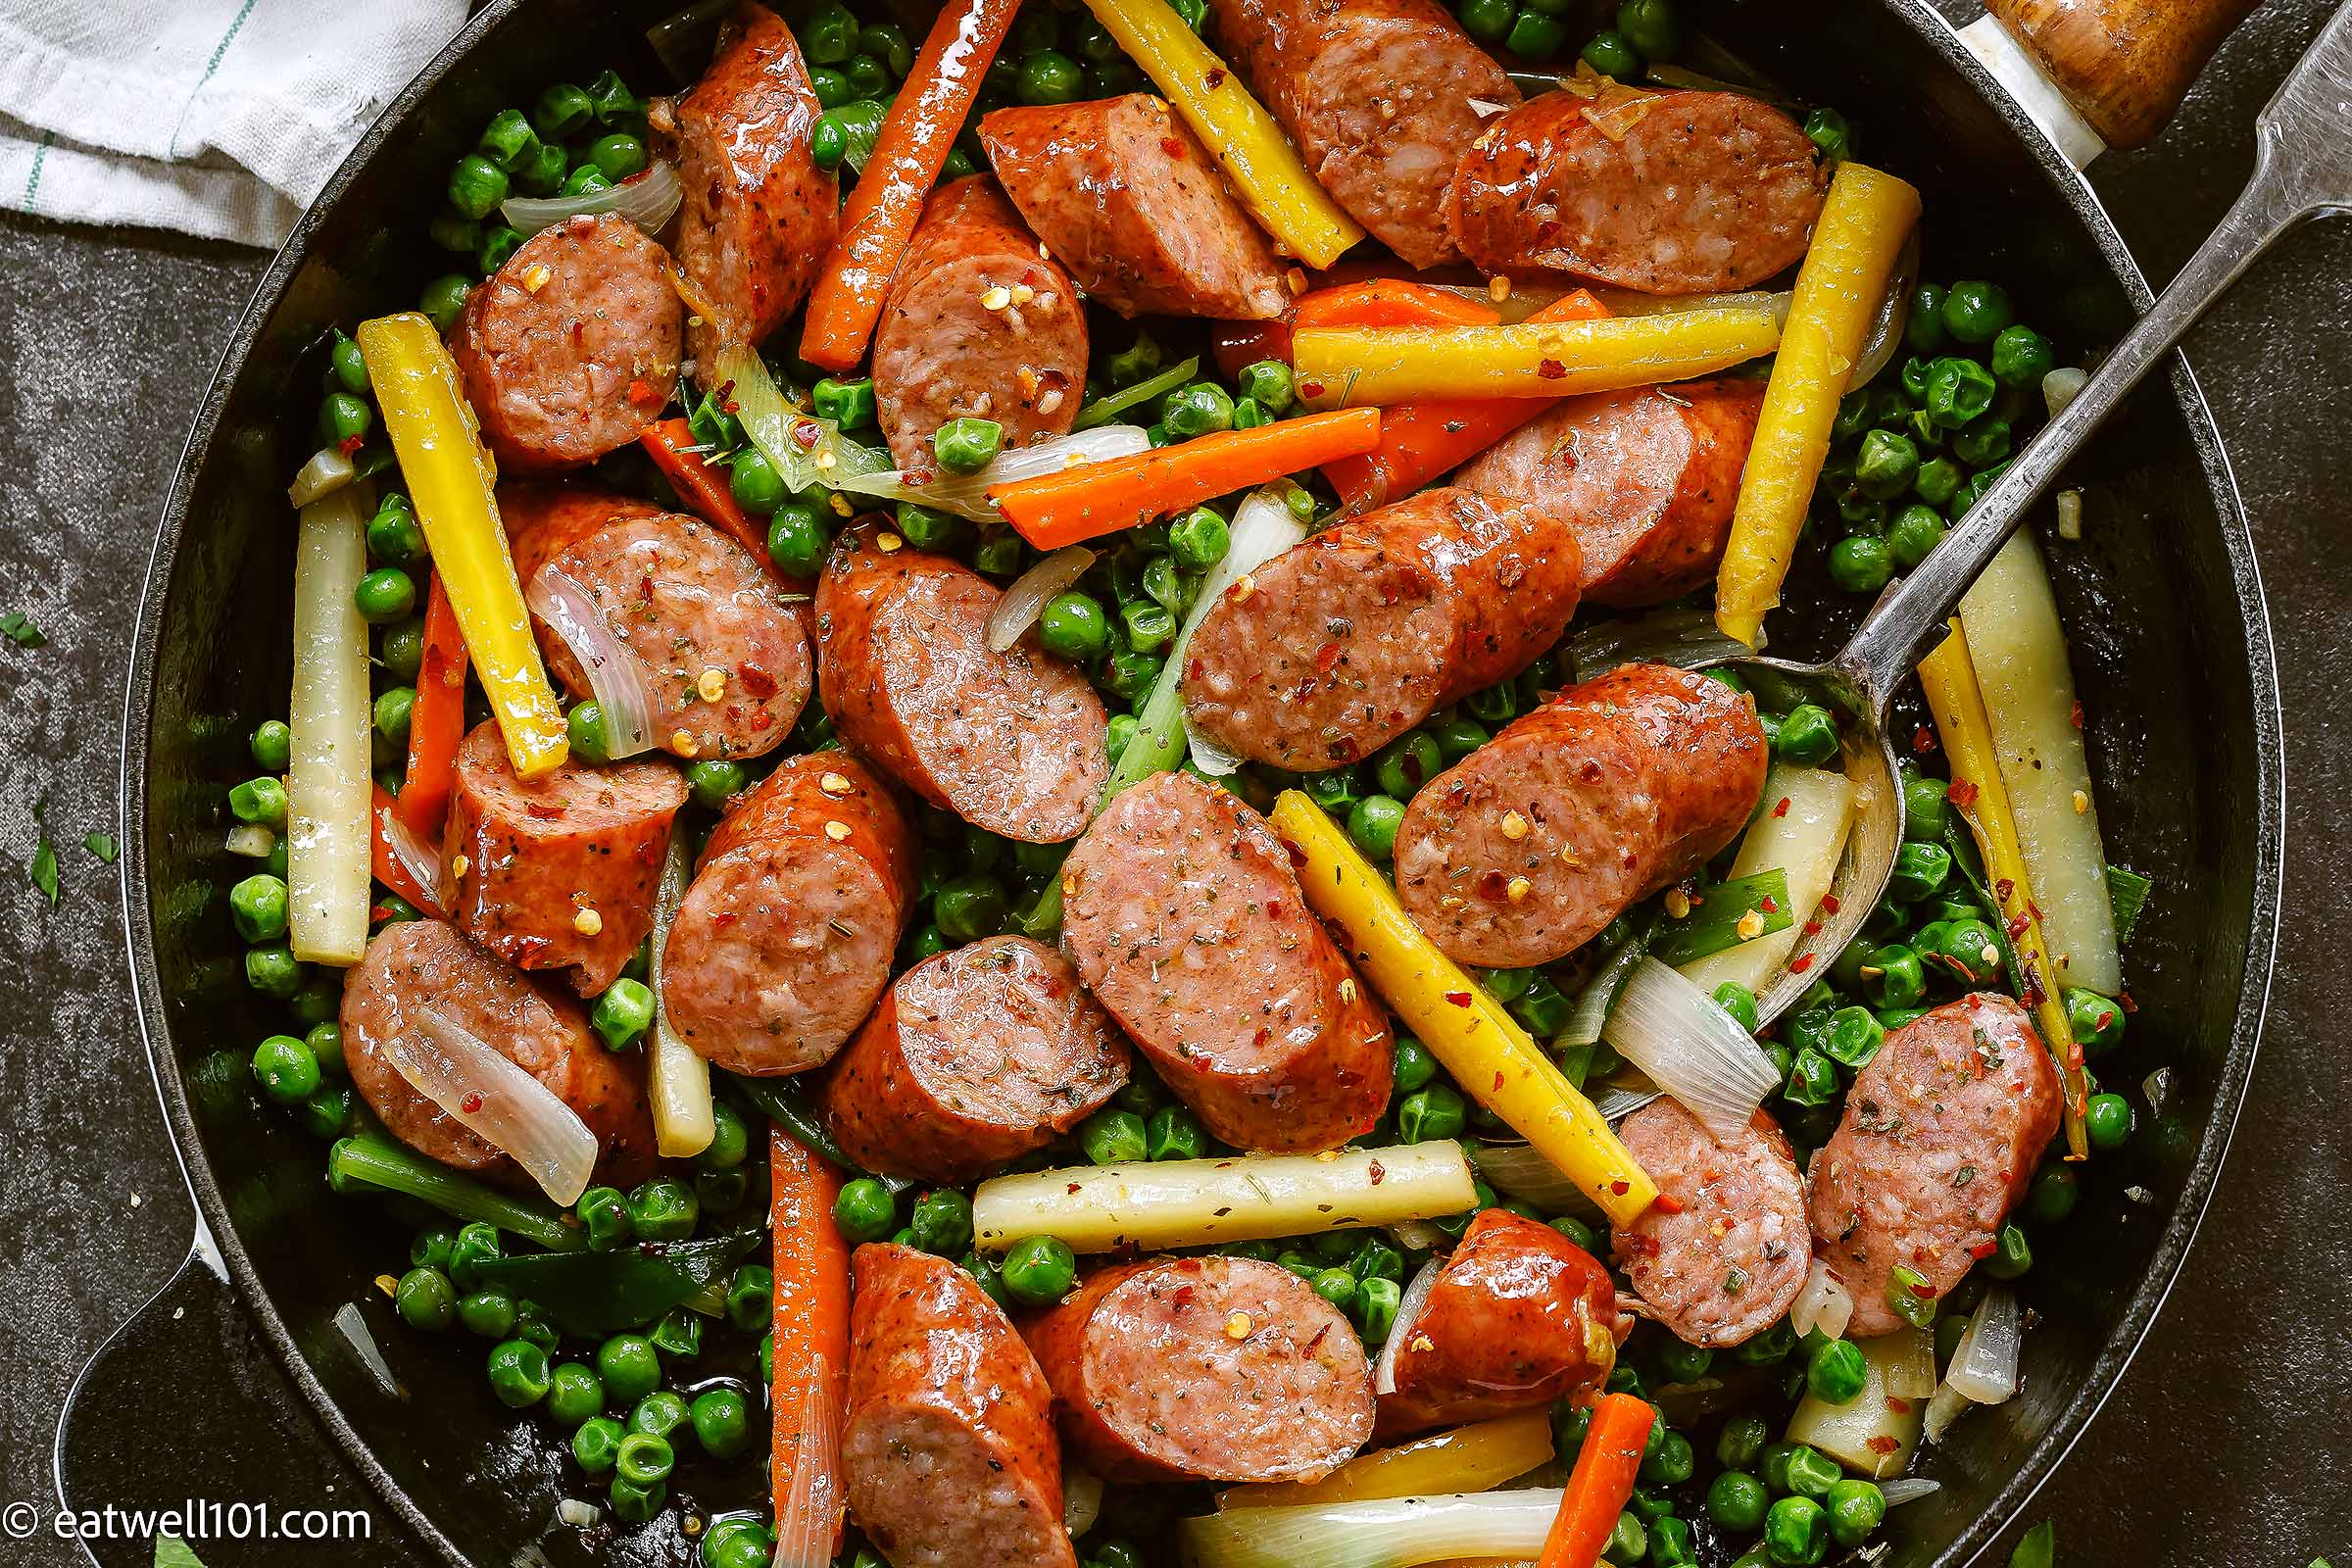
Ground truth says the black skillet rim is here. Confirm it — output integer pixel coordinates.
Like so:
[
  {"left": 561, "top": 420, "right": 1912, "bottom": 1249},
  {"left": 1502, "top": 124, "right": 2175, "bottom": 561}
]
[{"left": 104, "top": 1, "right": 2286, "bottom": 1562}]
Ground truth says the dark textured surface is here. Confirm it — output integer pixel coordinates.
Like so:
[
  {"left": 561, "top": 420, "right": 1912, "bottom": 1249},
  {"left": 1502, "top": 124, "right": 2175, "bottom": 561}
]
[{"left": 2, "top": 5, "right": 2347, "bottom": 1565}]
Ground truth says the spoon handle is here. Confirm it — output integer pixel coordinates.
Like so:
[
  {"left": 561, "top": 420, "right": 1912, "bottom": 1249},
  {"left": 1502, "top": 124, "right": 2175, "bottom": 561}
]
[{"left": 1838, "top": 0, "right": 2352, "bottom": 703}]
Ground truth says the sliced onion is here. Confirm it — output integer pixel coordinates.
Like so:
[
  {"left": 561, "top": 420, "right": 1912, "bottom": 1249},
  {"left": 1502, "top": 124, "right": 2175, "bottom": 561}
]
[
  {"left": 986, "top": 545, "right": 1096, "bottom": 653},
  {"left": 647, "top": 828, "right": 715, "bottom": 1157},
  {"left": 2043, "top": 366, "right": 2089, "bottom": 418},
  {"left": 1788, "top": 1257, "right": 1854, "bottom": 1343},
  {"left": 556, "top": 1498, "right": 601, "bottom": 1529},
  {"left": 1062, "top": 1467, "right": 1104, "bottom": 1539},
  {"left": 1600, "top": 958, "right": 1780, "bottom": 1144},
  {"left": 1471, "top": 1143, "right": 1602, "bottom": 1221},
  {"left": 832, "top": 423, "right": 1153, "bottom": 523},
  {"left": 1372, "top": 1255, "right": 1446, "bottom": 1396},
  {"left": 287, "top": 445, "right": 355, "bottom": 508},
  {"left": 501, "top": 160, "right": 684, "bottom": 238},
  {"left": 332, "top": 1301, "right": 403, "bottom": 1399},
  {"left": 225, "top": 824, "right": 277, "bottom": 858},
  {"left": 1141, "top": 485, "right": 1309, "bottom": 781},
  {"left": 1559, "top": 929, "right": 1649, "bottom": 1048},
  {"left": 372, "top": 792, "right": 450, "bottom": 915},
  {"left": 1387, "top": 1218, "right": 1448, "bottom": 1254},
  {"left": 1183, "top": 1489, "right": 1564, "bottom": 1568},
  {"left": 1882, "top": 1323, "right": 1939, "bottom": 1399},
  {"left": 2056, "top": 487, "right": 2084, "bottom": 541},
  {"left": 1944, "top": 1284, "right": 2021, "bottom": 1404},
  {"left": 1879, "top": 1478, "right": 1942, "bottom": 1507},
  {"left": 1922, "top": 1382, "right": 1973, "bottom": 1444},
  {"left": 384, "top": 1002, "right": 600, "bottom": 1205},
  {"left": 1849, "top": 228, "right": 1920, "bottom": 392},
  {"left": 770, "top": 1360, "right": 846, "bottom": 1568},
  {"left": 2143, "top": 1066, "right": 2174, "bottom": 1117},
  {"left": 525, "top": 564, "right": 658, "bottom": 760},
  {"left": 718, "top": 344, "right": 895, "bottom": 496},
  {"left": 1184, "top": 716, "right": 1247, "bottom": 777}
]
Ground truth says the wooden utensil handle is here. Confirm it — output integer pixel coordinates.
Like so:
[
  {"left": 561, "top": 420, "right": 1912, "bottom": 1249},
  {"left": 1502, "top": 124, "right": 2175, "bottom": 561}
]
[{"left": 1986, "top": 0, "right": 2266, "bottom": 150}]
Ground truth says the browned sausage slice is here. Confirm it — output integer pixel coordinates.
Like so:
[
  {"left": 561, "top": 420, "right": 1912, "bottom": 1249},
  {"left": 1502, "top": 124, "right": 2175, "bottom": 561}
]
[
  {"left": 341, "top": 918, "right": 657, "bottom": 1185},
  {"left": 503, "top": 482, "right": 812, "bottom": 761},
  {"left": 1455, "top": 378, "right": 1766, "bottom": 608},
  {"left": 1810, "top": 994, "right": 2062, "bottom": 1337},
  {"left": 1059, "top": 771, "right": 1392, "bottom": 1152},
  {"left": 660, "top": 753, "right": 918, "bottom": 1076},
  {"left": 448, "top": 212, "right": 681, "bottom": 472},
  {"left": 1377, "top": 1208, "right": 1620, "bottom": 1437},
  {"left": 815, "top": 523, "right": 1108, "bottom": 842},
  {"left": 1394, "top": 663, "right": 1767, "bottom": 968},
  {"left": 442, "top": 719, "right": 688, "bottom": 997},
  {"left": 980, "top": 95, "right": 1289, "bottom": 321},
  {"left": 1447, "top": 90, "right": 1828, "bottom": 294},
  {"left": 1182, "top": 486, "right": 1582, "bottom": 770},
  {"left": 1613, "top": 1102, "right": 1809, "bottom": 1348},
  {"left": 819, "top": 935, "right": 1132, "bottom": 1184},
  {"left": 871, "top": 176, "right": 1089, "bottom": 470},
  {"left": 668, "top": 2, "right": 838, "bottom": 376},
  {"left": 1214, "top": 0, "right": 1518, "bottom": 269},
  {"left": 1022, "top": 1254, "right": 1374, "bottom": 1483},
  {"left": 845, "top": 1244, "right": 1077, "bottom": 1568}
]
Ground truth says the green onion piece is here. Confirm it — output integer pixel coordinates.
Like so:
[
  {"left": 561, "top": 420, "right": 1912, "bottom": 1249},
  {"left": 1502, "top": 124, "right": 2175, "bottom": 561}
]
[
  {"left": 328, "top": 1135, "right": 581, "bottom": 1250},
  {"left": 2103, "top": 864, "right": 2152, "bottom": 945},
  {"left": 470, "top": 1230, "right": 759, "bottom": 1335},
  {"left": 722, "top": 1070, "right": 856, "bottom": 1171},
  {"left": 1647, "top": 869, "right": 1795, "bottom": 966},
  {"left": 1559, "top": 919, "right": 1654, "bottom": 1048},
  {"left": 1072, "top": 356, "right": 1200, "bottom": 432}
]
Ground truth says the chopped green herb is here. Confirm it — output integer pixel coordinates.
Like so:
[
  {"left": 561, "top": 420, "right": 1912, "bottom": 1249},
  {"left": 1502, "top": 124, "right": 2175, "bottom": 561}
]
[
  {"left": 1, "top": 611, "right": 42, "bottom": 649},
  {"left": 156, "top": 1533, "right": 209, "bottom": 1568},
  {"left": 28, "top": 798, "right": 58, "bottom": 903},
  {"left": 2010, "top": 1522, "right": 2056, "bottom": 1568},
  {"left": 85, "top": 831, "right": 120, "bottom": 863},
  {"left": 2104, "top": 864, "right": 2153, "bottom": 944}
]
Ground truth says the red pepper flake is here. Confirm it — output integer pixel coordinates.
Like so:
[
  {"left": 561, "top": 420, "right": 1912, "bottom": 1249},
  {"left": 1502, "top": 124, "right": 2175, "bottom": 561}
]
[
  {"left": 1994, "top": 876, "right": 2014, "bottom": 900},
  {"left": 738, "top": 662, "right": 778, "bottom": 700},
  {"left": 1476, "top": 869, "right": 1508, "bottom": 901},
  {"left": 1820, "top": 893, "right": 1842, "bottom": 914},
  {"left": 1173, "top": 1285, "right": 1196, "bottom": 1306},
  {"left": 1610, "top": 1179, "right": 1631, "bottom": 1196},
  {"left": 524, "top": 801, "right": 565, "bottom": 819},
  {"left": 2118, "top": 990, "right": 2137, "bottom": 1014},
  {"left": 720, "top": 398, "right": 741, "bottom": 416},
  {"left": 1444, "top": 990, "right": 1474, "bottom": 1007},
  {"left": 1160, "top": 136, "right": 1186, "bottom": 157},
  {"left": 1950, "top": 780, "right": 1981, "bottom": 809},
  {"left": 1802, "top": 919, "right": 1822, "bottom": 936},
  {"left": 1298, "top": 379, "right": 1325, "bottom": 399},
  {"left": 2006, "top": 913, "right": 2031, "bottom": 939},
  {"left": 2069, "top": 699, "right": 2084, "bottom": 729},
  {"left": 336, "top": 433, "right": 366, "bottom": 457},
  {"left": 1772, "top": 797, "right": 1790, "bottom": 818},
  {"left": 1885, "top": 1396, "right": 1914, "bottom": 1415},
  {"left": 1204, "top": 67, "right": 1225, "bottom": 87},
  {"left": 1493, "top": 1071, "right": 1504, "bottom": 1092},
  {"left": 1759, "top": 896, "right": 1779, "bottom": 914},
  {"left": 1866, "top": 1436, "right": 1900, "bottom": 1456},
  {"left": 1368, "top": 1159, "right": 1386, "bottom": 1185},
  {"left": 1265, "top": 900, "right": 1284, "bottom": 919},
  {"left": 1537, "top": 359, "right": 1567, "bottom": 380},
  {"left": 460, "top": 1092, "right": 484, "bottom": 1113},
  {"left": 1789, "top": 954, "right": 1815, "bottom": 973},
  {"left": 626, "top": 377, "right": 657, "bottom": 406},
  {"left": 1651, "top": 1194, "right": 1686, "bottom": 1215},
  {"left": 1970, "top": 1238, "right": 1998, "bottom": 1259},
  {"left": 1912, "top": 726, "right": 1937, "bottom": 754},
  {"left": 1313, "top": 640, "right": 1342, "bottom": 677},
  {"left": 1068, "top": 1183, "right": 1082, "bottom": 1194}
]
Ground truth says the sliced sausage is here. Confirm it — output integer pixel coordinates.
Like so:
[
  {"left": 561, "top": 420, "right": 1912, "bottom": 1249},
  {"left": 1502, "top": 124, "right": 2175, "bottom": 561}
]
[
  {"left": 870, "top": 176, "right": 1088, "bottom": 470},
  {"left": 660, "top": 753, "right": 918, "bottom": 1076},
  {"left": 1447, "top": 90, "right": 1828, "bottom": 294},
  {"left": 502, "top": 482, "right": 812, "bottom": 761},
  {"left": 668, "top": 2, "right": 838, "bottom": 375},
  {"left": 1059, "top": 771, "right": 1392, "bottom": 1152},
  {"left": 819, "top": 935, "right": 1132, "bottom": 1184},
  {"left": 1454, "top": 378, "right": 1766, "bottom": 608},
  {"left": 1377, "top": 1208, "right": 1618, "bottom": 1437},
  {"left": 448, "top": 212, "right": 681, "bottom": 471},
  {"left": 1612, "top": 1102, "right": 1809, "bottom": 1348},
  {"left": 845, "top": 1244, "right": 1076, "bottom": 1568},
  {"left": 1181, "top": 486, "right": 1582, "bottom": 770},
  {"left": 341, "top": 918, "right": 656, "bottom": 1184},
  {"left": 1214, "top": 0, "right": 1518, "bottom": 269},
  {"left": 815, "top": 522, "right": 1107, "bottom": 842},
  {"left": 1394, "top": 662, "right": 1768, "bottom": 968},
  {"left": 442, "top": 719, "right": 687, "bottom": 997},
  {"left": 1022, "top": 1254, "right": 1374, "bottom": 1483},
  {"left": 1810, "top": 993, "right": 2063, "bottom": 1337},
  {"left": 980, "top": 95, "right": 1289, "bottom": 321}
]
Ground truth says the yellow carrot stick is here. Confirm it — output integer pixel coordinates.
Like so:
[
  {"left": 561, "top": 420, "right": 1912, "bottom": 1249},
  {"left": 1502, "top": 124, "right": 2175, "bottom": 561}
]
[
  {"left": 356, "top": 312, "right": 567, "bottom": 778},
  {"left": 1916, "top": 618, "right": 2090, "bottom": 1159},
  {"left": 1079, "top": 0, "right": 1361, "bottom": 268},
  {"left": 1714, "top": 161, "right": 1920, "bottom": 648},
  {"left": 1292, "top": 305, "right": 1782, "bottom": 408},
  {"left": 1268, "top": 790, "right": 1658, "bottom": 1226},
  {"left": 1217, "top": 1411, "right": 1554, "bottom": 1512}
]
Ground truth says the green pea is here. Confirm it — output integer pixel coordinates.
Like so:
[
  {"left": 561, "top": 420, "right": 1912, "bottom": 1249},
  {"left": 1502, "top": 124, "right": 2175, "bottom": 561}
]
[
  {"left": 1615, "top": 0, "right": 1680, "bottom": 56},
  {"left": 416, "top": 272, "right": 470, "bottom": 333},
  {"left": 1783, "top": 1046, "right": 1838, "bottom": 1108},
  {"left": 932, "top": 872, "right": 1007, "bottom": 943},
  {"left": 715, "top": 449, "right": 784, "bottom": 520},
  {"left": 532, "top": 81, "right": 593, "bottom": 140},
  {"left": 383, "top": 1265, "right": 454, "bottom": 1333},
  {"left": 572, "top": 1186, "right": 630, "bottom": 1252},
  {"left": 1889, "top": 841, "right": 1953, "bottom": 903},
  {"left": 1147, "top": 1104, "right": 1208, "bottom": 1161},
  {"left": 1002, "top": 1235, "right": 1079, "bottom": 1303},
  {"left": 1884, "top": 1261, "right": 1939, "bottom": 1327},
  {"left": 2027, "top": 1163, "right": 2079, "bottom": 1224},
  {"left": 1337, "top": 793, "right": 1405, "bottom": 860},
  {"left": 693, "top": 1102, "right": 750, "bottom": 1176},
  {"left": 1396, "top": 1084, "right": 1466, "bottom": 1144},
  {"left": 534, "top": 1362, "right": 601, "bottom": 1430},
  {"left": 1106, "top": 333, "right": 1164, "bottom": 387},
  {"left": 1577, "top": 24, "right": 1636, "bottom": 72},
  {"left": 1923, "top": 356, "right": 1998, "bottom": 428},
  {"left": 1805, "top": 1337, "right": 1868, "bottom": 1404},
  {"left": 859, "top": 20, "right": 914, "bottom": 74},
  {"left": 810, "top": 113, "right": 850, "bottom": 171},
  {"left": 353, "top": 566, "right": 416, "bottom": 625},
  {"left": 701, "top": 1519, "right": 772, "bottom": 1568},
  {"left": 1822, "top": 1006, "right": 1885, "bottom": 1070},
  {"left": 721, "top": 1263, "right": 771, "bottom": 1334},
  {"left": 227, "top": 871, "right": 289, "bottom": 943},
  {"left": 1159, "top": 382, "right": 1236, "bottom": 441},
  {"left": 1121, "top": 598, "right": 1178, "bottom": 655},
  {"left": 1828, "top": 534, "right": 1893, "bottom": 595},
  {"left": 311, "top": 390, "right": 374, "bottom": 454},
  {"left": 248, "top": 1037, "right": 322, "bottom": 1118},
  {"left": 1861, "top": 943, "right": 1927, "bottom": 1009},
  {"left": 1651, "top": 1338, "right": 1711, "bottom": 1386},
  {"left": 1774, "top": 703, "right": 1839, "bottom": 766},
  {"left": 594, "top": 1335, "right": 662, "bottom": 1403},
  {"left": 1765, "top": 1494, "right": 1829, "bottom": 1566},
  {"left": 447, "top": 154, "right": 509, "bottom": 220},
  {"left": 1801, "top": 106, "right": 1850, "bottom": 161},
  {"left": 1166, "top": 510, "right": 1233, "bottom": 575},
  {"left": 241, "top": 942, "right": 302, "bottom": 998},
  {"left": 582, "top": 132, "right": 644, "bottom": 186},
  {"left": 298, "top": 1080, "right": 351, "bottom": 1137},
  {"left": 365, "top": 503, "right": 426, "bottom": 570},
  {"left": 366, "top": 683, "right": 416, "bottom": 748},
  {"left": 589, "top": 978, "right": 656, "bottom": 1051},
  {"left": 1717, "top": 1411, "right": 1770, "bottom": 1470},
  {"left": 1425, "top": 715, "right": 1488, "bottom": 762},
  {"left": 1380, "top": 1039, "right": 1433, "bottom": 1101},
  {"left": 1852, "top": 428, "right": 1919, "bottom": 501},
  {"left": 1354, "top": 1274, "right": 1401, "bottom": 1343},
  {"left": 2067, "top": 987, "right": 2127, "bottom": 1054},
  {"left": 1941, "top": 279, "right": 2015, "bottom": 345},
  {"left": 833, "top": 1177, "right": 899, "bottom": 1243},
  {"left": 586, "top": 70, "right": 643, "bottom": 121},
  {"left": 633, "top": 1382, "right": 695, "bottom": 1431},
  {"left": 806, "top": 65, "right": 856, "bottom": 109},
  {"left": 1698, "top": 1469, "right": 1768, "bottom": 1532},
  {"left": 1011, "top": 47, "right": 1083, "bottom": 105},
  {"left": 450, "top": 1286, "right": 513, "bottom": 1339},
  {"left": 933, "top": 416, "right": 1004, "bottom": 475},
  {"left": 1990, "top": 323, "right": 2056, "bottom": 389},
  {"left": 763, "top": 500, "right": 831, "bottom": 578},
  {"left": 613, "top": 1431, "right": 674, "bottom": 1490},
  {"left": 553, "top": 704, "right": 609, "bottom": 771},
  {"left": 696, "top": 1166, "right": 748, "bottom": 1216},
  {"left": 1459, "top": 0, "right": 1515, "bottom": 40},
  {"left": 1372, "top": 731, "right": 1444, "bottom": 798},
  {"left": 1900, "top": 284, "right": 1948, "bottom": 356},
  {"left": 559, "top": 165, "right": 612, "bottom": 198},
  {"left": 803, "top": 379, "right": 874, "bottom": 437},
  {"left": 239, "top": 723, "right": 292, "bottom": 780},
  {"left": 1887, "top": 503, "right": 1946, "bottom": 568},
  {"left": 473, "top": 109, "right": 539, "bottom": 175},
  {"left": 626, "top": 1177, "right": 699, "bottom": 1242},
  {"left": 1784, "top": 1444, "right": 1841, "bottom": 1499},
  {"left": 1714, "top": 981, "right": 1761, "bottom": 1033},
  {"left": 485, "top": 1339, "right": 551, "bottom": 1407},
  {"left": 910, "top": 1188, "right": 974, "bottom": 1255},
  {"left": 682, "top": 760, "right": 747, "bottom": 814},
  {"left": 1953, "top": 416, "right": 2013, "bottom": 468},
  {"left": 1826, "top": 1478, "right": 1886, "bottom": 1547},
  {"left": 683, "top": 1386, "right": 752, "bottom": 1460}
]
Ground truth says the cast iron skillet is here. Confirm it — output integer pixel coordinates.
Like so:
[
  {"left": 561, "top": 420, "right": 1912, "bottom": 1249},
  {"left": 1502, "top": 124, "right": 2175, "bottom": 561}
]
[{"left": 64, "top": 0, "right": 2283, "bottom": 1563}]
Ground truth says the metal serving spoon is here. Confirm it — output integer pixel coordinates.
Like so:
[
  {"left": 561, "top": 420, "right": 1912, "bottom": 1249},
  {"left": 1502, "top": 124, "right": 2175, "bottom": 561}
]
[{"left": 1737, "top": 0, "right": 2352, "bottom": 1029}]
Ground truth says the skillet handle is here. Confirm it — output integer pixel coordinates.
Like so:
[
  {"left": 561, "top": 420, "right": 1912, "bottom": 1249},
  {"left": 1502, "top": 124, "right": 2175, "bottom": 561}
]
[
  {"left": 54, "top": 1242, "right": 414, "bottom": 1566},
  {"left": 1984, "top": 0, "right": 2265, "bottom": 150}
]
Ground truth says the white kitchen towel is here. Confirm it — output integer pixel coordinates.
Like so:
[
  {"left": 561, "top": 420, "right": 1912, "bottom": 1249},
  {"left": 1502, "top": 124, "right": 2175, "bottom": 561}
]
[{"left": 0, "top": 1, "right": 469, "bottom": 248}]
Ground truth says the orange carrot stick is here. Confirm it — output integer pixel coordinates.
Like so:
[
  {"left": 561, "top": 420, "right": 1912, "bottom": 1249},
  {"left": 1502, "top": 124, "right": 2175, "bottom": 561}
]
[
  {"left": 989, "top": 408, "right": 1381, "bottom": 548},
  {"left": 798, "top": 0, "right": 1020, "bottom": 371},
  {"left": 770, "top": 1128, "right": 853, "bottom": 1568},
  {"left": 641, "top": 418, "right": 777, "bottom": 571},
  {"left": 1210, "top": 277, "right": 1498, "bottom": 378},
  {"left": 395, "top": 573, "right": 467, "bottom": 839},
  {"left": 1537, "top": 1394, "right": 1656, "bottom": 1568},
  {"left": 1323, "top": 289, "right": 1609, "bottom": 514},
  {"left": 369, "top": 785, "right": 447, "bottom": 919}
]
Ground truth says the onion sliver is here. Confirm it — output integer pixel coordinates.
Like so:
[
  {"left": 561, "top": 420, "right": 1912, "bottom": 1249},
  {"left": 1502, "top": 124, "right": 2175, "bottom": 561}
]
[
  {"left": 832, "top": 423, "right": 1152, "bottom": 522},
  {"left": 1372, "top": 1255, "right": 1444, "bottom": 1396},
  {"left": 333, "top": 1301, "right": 403, "bottom": 1399},
  {"left": 1882, "top": 1322, "right": 1939, "bottom": 1399},
  {"left": 1601, "top": 958, "right": 1780, "bottom": 1144},
  {"left": 373, "top": 791, "right": 451, "bottom": 915},
  {"left": 646, "top": 828, "right": 714, "bottom": 1158},
  {"left": 1182, "top": 1490, "right": 1564, "bottom": 1568},
  {"left": 1880, "top": 1478, "right": 1942, "bottom": 1507},
  {"left": 1944, "top": 1284, "right": 2022, "bottom": 1404},
  {"left": 287, "top": 445, "right": 355, "bottom": 509},
  {"left": 385, "top": 1003, "right": 600, "bottom": 1205},
  {"left": 526, "top": 564, "right": 658, "bottom": 760},
  {"left": 986, "top": 545, "right": 1096, "bottom": 653},
  {"left": 1471, "top": 1142, "right": 1603, "bottom": 1221},
  {"left": 1788, "top": 1257, "right": 1853, "bottom": 1343},
  {"left": 502, "top": 160, "right": 684, "bottom": 238}
]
